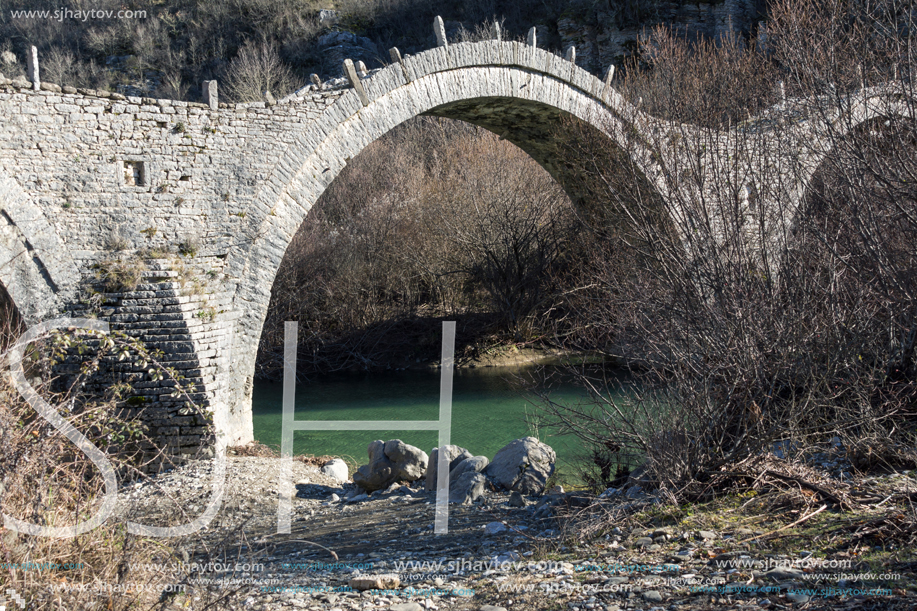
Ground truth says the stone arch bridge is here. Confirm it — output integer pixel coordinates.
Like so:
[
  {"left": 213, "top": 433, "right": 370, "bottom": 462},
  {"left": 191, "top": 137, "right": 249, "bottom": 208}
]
[{"left": 0, "top": 27, "right": 909, "bottom": 454}]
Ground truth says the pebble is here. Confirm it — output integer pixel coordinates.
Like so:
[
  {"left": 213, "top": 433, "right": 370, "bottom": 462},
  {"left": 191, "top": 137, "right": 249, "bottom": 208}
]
[
  {"left": 349, "top": 575, "right": 401, "bottom": 591},
  {"left": 508, "top": 491, "right": 526, "bottom": 507},
  {"left": 765, "top": 567, "right": 805, "bottom": 580},
  {"left": 484, "top": 522, "right": 508, "bottom": 535},
  {"left": 787, "top": 592, "right": 811, "bottom": 603}
]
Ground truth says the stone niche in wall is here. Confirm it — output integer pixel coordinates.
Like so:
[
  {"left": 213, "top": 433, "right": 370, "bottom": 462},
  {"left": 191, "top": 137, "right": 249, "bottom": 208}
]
[{"left": 122, "top": 160, "right": 146, "bottom": 187}]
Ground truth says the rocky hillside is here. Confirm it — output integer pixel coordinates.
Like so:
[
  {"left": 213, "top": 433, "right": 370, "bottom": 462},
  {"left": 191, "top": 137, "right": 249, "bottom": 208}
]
[
  {"left": 554, "top": 0, "right": 766, "bottom": 74},
  {"left": 314, "top": 0, "right": 767, "bottom": 76},
  {"left": 0, "top": 0, "right": 767, "bottom": 101}
]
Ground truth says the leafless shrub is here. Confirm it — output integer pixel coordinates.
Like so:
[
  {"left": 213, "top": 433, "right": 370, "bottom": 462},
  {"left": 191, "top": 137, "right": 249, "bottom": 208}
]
[
  {"left": 260, "top": 117, "right": 583, "bottom": 376},
  {"left": 221, "top": 40, "right": 300, "bottom": 102},
  {"left": 0, "top": 41, "right": 23, "bottom": 78},
  {"left": 157, "top": 71, "right": 189, "bottom": 100},
  {"left": 0, "top": 307, "right": 231, "bottom": 609},
  {"left": 542, "top": 0, "right": 917, "bottom": 497},
  {"left": 421, "top": 128, "right": 576, "bottom": 337},
  {"left": 621, "top": 23, "right": 778, "bottom": 127},
  {"left": 83, "top": 13, "right": 136, "bottom": 57},
  {"left": 40, "top": 47, "right": 76, "bottom": 85},
  {"left": 768, "top": 0, "right": 913, "bottom": 98},
  {"left": 153, "top": 47, "right": 190, "bottom": 100}
]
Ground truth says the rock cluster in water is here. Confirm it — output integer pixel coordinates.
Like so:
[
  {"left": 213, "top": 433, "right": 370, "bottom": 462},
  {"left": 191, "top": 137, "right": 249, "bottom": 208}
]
[
  {"left": 352, "top": 436, "right": 556, "bottom": 502},
  {"left": 352, "top": 440, "right": 429, "bottom": 491}
]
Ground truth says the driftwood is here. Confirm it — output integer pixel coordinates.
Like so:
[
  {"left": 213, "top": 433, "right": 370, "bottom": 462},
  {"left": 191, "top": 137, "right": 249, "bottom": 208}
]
[{"left": 737, "top": 504, "right": 827, "bottom": 544}]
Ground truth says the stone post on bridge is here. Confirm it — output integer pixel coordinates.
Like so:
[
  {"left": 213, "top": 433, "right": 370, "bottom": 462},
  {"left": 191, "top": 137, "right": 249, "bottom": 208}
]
[
  {"left": 434, "top": 16, "right": 448, "bottom": 48},
  {"left": 26, "top": 46, "right": 39, "bottom": 91},
  {"left": 202, "top": 80, "right": 218, "bottom": 110},
  {"left": 343, "top": 59, "right": 369, "bottom": 106}
]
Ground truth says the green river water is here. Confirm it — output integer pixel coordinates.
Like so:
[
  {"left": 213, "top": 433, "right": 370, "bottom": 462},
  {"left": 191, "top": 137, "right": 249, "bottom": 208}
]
[{"left": 251, "top": 364, "right": 630, "bottom": 483}]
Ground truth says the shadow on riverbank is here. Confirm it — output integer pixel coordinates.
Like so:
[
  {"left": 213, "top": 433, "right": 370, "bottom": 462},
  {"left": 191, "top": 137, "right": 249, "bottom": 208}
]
[{"left": 255, "top": 312, "right": 607, "bottom": 380}]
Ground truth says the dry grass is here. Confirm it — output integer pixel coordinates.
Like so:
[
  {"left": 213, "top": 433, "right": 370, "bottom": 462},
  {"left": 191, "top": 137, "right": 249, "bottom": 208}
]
[
  {"left": 0, "top": 315, "right": 240, "bottom": 610},
  {"left": 561, "top": 452, "right": 917, "bottom": 562},
  {"left": 92, "top": 257, "right": 147, "bottom": 292}
]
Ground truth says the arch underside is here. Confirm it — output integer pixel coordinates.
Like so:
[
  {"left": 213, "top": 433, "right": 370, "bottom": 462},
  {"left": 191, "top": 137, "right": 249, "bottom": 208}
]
[
  {"left": 424, "top": 97, "right": 619, "bottom": 209},
  {"left": 0, "top": 225, "right": 55, "bottom": 323},
  {"left": 790, "top": 92, "right": 917, "bottom": 228},
  {"left": 791, "top": 106, "right": 917, "bottom": 236},
  {"left": 792, "top": 112, "right": 916, "bottom": 227}
]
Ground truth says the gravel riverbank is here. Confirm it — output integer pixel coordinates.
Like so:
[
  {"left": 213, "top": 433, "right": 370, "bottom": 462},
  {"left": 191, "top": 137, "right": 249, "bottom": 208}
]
[{"left": 107, "top": 455, "right": 917, "bottom": 611}]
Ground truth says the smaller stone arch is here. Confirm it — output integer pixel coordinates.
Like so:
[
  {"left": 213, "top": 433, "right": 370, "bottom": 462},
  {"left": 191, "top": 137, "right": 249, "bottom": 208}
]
[{"left": 789, "top": 83, "right": 917, "bottom": 229}]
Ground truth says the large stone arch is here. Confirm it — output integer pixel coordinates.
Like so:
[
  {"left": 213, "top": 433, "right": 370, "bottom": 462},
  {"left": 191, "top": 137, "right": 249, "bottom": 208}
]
[
  {"left": 220, "top": 41, "right": 664, "bottom": 443},
  {"left": 0, "top": 169, "right": 80, "bottom": 324}
]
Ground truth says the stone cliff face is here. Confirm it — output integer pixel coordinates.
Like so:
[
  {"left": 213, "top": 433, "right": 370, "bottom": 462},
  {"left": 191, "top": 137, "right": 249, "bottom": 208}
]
[
  {"left": 312, "top": 0, "right": 766, "bottom": 79},
  {"left": 555, "top": 0, "right": 764, "bottom": 74}
]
